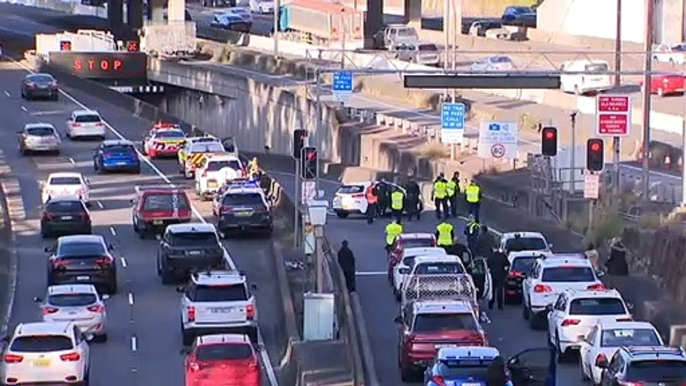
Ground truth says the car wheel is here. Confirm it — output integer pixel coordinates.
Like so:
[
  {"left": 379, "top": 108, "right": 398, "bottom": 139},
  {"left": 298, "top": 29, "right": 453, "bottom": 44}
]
[
  {"left": 336, "top": 211, "right": 349, "bottom": 219},
  {"left": 82, "top": 371, "right": 90, "bottom": 386},
  {"left": 20, "top": 147, "right": 27, "bottom": 156},
  {"left": 248, "top": 328, "right": 258, "bottom": 343},
  {"left": 528, "top": 311, "right": 543, "bottom": 330},
  {"left": 51, "top": 94, "right": 58, "bottom": 101},
  {"left": 556, "top": 333, "right": 571, "bottom": 363},
  {"left": 133, "top": 167, "right": 141, "bottom": 174},
  {"left": 41, "top": 228, "right": 50, "bottom": 239},
  {"left": 399, "top": 361, "right": 417, "bottom": 382},
  {"left": 182, "top": 329, "right": 194, "bottom": 346}
]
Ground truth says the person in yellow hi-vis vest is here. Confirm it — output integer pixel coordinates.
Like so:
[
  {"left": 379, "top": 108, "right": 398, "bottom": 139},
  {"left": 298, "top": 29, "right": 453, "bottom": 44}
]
[
  {"left": 465, "top": 180, "right": 482, "bottom": 222},
  {"left": 435, "top": 220, "right": 455, "bottom": 253},
  {"left": 432, "top": 174, "right": 449, "bottom": 220},
  {"left": 390, "top": 188, "right": 405, "bottom": 223},
  {"left": 248, "top": 157, "right": 260, "bottom": 178},
  {"left": 385, "top": 219, "right": 403, "bottom": 254},
  {"left": 446, "top": 171, "right": 460, "bottom": 218}
]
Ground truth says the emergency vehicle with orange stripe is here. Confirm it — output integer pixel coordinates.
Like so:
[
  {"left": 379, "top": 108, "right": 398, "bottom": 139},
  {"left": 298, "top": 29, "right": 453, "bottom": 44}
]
[
  {"left": 142, "top": 122, "right": 187, "bottom": 158},
  {"left": 177, "top": 137, "right": 227, "bottom": 179}
]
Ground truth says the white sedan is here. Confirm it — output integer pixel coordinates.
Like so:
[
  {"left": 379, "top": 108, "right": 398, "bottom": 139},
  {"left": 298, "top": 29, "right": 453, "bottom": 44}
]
[
  {"left": 469, "top": 55, "right": 515, "bottom": 72},
  {"left": 41, "top": 172, "right": 91, "bottom": 206},
  {"left": 66, "top": 110, "right": 106, "bottom": 140},
  {"left": 35, "top": 284, "right": 109, "bottom": 342},
  {"left": 579, "top": 321, "right": 663, "bottom": 384}
]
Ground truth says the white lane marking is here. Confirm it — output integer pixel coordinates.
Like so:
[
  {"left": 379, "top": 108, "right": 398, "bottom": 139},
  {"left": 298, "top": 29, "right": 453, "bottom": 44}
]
[
  {"left": 120, "top": 257, "right": 128, "bottom": 268},
  {"left": 131, "top": 336, "right": 138, "bottom": 352},
  {"left": 109, "top": 226, "right": 116, "bottom": 236},
  {"left": 9, "top": 61, "right": 281, "bottom": 386},
  {"left": 128, "top": 292, "right": 134, "bottom": 305},
  {"left": 20, "top": 106, "right": 27, "bottom": 112},
  {"left": 97, "top": 201, "right": 104, "bottom": 209},
  {"left": 68, "top": 157, "right": 75, "bottom": 164},
  {"left": 356, "top": 271, "right": 386, "bottom": 276},
  {"left": 3, "top": 91, "right": 9, "bottom": 97}
]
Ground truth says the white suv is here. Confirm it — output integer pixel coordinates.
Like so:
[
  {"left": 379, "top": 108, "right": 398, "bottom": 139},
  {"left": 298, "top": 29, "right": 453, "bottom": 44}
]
[
  {"left": 522, "top": 253, "right": 603, "bottom": 329},
  {"left": 498, "top": 231, "right": 552, "bottom": 255},
  {"left": 178, "top": 270, "right": 258, "bottom": 345},
  {"left": 547, "top": 289, "right": 632, "bottom": 361},
  {"left": 0, "top": 322, "right": 90, "bottom": 385},
  {"left": 392, "top": 247, "right": 447, "bottom": 298},
  {"left": 66, "top": 110, "right": 105, "bottom": 140},
  {"left": 194, "top": 154, "right": 244, "bottom": 200}
]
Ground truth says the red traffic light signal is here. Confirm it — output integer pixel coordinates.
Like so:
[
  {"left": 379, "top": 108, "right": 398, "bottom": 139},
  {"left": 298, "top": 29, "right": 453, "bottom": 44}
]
[
  {"left": 541, "top": 126, "right": 557, "bottom": 157},
  {"left": 590, "top": 142, "right": 601, "bottom": 152},
  {"left": 587, "top": 138, "right": 605, "bottom": 171},
  {"left": 301, "top": 147, "right": 317, "bottom": 179},
  {"left": 293, "top": 129, "right": 308, "bottom": 159}
]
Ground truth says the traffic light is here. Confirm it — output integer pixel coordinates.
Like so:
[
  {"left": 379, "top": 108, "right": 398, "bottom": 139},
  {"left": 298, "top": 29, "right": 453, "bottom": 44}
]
[
  {"left": 301, "top": 147, "right": 317, "bottom": 179},
  {"left": 293, "top": 129, "right": 307, "bottom": 159},
  {"left": 59, "top": 41, "right": 72, "bottom": 51},
  {"left": 586, "top": 138, "right": 605, "bottom": 171},
  {"left": 541, "top": 126, "right": 558, "bottom": 156}
]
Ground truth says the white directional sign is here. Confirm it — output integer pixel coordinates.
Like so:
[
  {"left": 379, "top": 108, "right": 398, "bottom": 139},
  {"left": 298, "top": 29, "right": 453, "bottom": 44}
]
[
  {"left": 477, "top": 121, "right": 519, "bottom": 160},
  {"left": 584, "top": 173, "right": 600, "bottom": 199}
]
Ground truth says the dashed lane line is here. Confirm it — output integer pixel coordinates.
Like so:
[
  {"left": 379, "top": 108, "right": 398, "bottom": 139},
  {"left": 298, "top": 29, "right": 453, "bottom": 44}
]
[
  {"left": 130, "top": 336, "right": 138, "bottom": 352},
  {"left": 120, "top": 257, "right": 128, "bottom": 268},
  {"left": 97, "top": 201, "right": 104, "bottom": 209},
  {"left": 128, "top": 292, "right": 134, "bottom": 306},
  {"left": 2, "top": 91, "right": 10, "bottom": 97},
  {"left": 109, "top": 226, "right": 116, "bottom": 236}
]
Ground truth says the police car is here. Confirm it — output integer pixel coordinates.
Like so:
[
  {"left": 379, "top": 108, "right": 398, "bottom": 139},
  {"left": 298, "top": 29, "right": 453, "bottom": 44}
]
[
  {"left": 194, "top": 154, "right": 245, "bottom": 200},
  {"left": 522, "top": 253, "right": 604, "bottom": 330},
  {"left": 497, "top": 232, "right": 552, "bottom": 255},
  {"left": 213, "top": 180, "right": 273, "bottom": 236},
  {"left": 423, "top": 346, "right": 500, "bottom": 385},
  {"left": 177, "top": 137, "right": 225, "bottom": 178},
  {"left": 331, "top": 181, "right": 423, "bottom": 219}
]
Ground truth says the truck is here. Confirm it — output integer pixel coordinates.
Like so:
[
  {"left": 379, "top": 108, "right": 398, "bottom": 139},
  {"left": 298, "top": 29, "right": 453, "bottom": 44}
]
[
  {"left": 400, "top": 273, "right": 479, "bottom": 319},
  {"left": 278, "top": 0, "right": 364, "bottom": 46}
]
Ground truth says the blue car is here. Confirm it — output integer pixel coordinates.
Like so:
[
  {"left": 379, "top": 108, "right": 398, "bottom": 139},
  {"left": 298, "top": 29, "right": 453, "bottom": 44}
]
[{"left": 93, "top": 139, "right": 141, "bottom": 174}]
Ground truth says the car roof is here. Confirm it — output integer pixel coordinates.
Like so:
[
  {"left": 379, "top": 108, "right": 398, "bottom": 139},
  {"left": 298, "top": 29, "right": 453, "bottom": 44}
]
[
  {"left": 103, "top": 139, "right": 134, "bottom": 146},
  {"left": 539, "top": 254, "right": 591, "bottom": 267},
  {"left": 191, "top": 270, "right": 246, "bottom": 285},
  {"left": 207, "top": 154, "right": 240, "bottom": 161},
  {"left": 340, "top": 182, "right": 371, "bottom": 188},
  {"left": 501, "top": 231, "right": 546, "bottom": 240},
  {"left": 197, "top": 333, "right": 252, "bottom": 346},
  {"left": 621, "top": 346, "right": 686, "bottom": 359},
  {"left": 15, "top": 321, "right": 73, "bottom": 336},
  {"left": 224, "top": 186, "right": 264, "bottom": 195},
  {"left": 563, "top": 288, "right": 622, "bottom": 299},
  {"left": 599, "top": 321, "right": 658, "bottom": 331},
  {"left": 48, "top": 284, "right": 98, "bottom": 295},
  {"left": 48, "top": 172, "right": 82, "bottom": 179},
  {"left": 27, "top": 73, "right": 54, "bottom": 78},
  {"left": 403, "top": 247, "right": 446, "bottom": 257},
  {"left": 398, "top": 233, "right": 435, "bottom": 240},
  {"left": 72, "top": 110, "right": 100, "bottom": 116},
  {"left": 58, "top": 234, "right": 105, "bottom": 244},
  {"left": 24, "top": 122, "right": 55, "bottom": 129},
  {"left": 413, "top": 299, "right": 474, "bottom": 314},
  {"left": 136, "top": 185, "right": 186, "bottom": 194},
  {"left": 437, "top": 346, "right": 500, "bottom": 361},
  {"left": 167, "top": 223, "right": 216, "bottom": 233},
  {"left": 413, "top": 254, "right": 461, "bottom": 264}
]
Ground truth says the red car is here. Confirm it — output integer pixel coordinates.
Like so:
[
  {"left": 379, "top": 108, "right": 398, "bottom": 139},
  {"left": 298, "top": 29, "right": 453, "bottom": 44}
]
[
  {"left": 184, "top": 334, "right": 261, "bottom": 386},
  {"left": 131, "top": 185, "right": 192, "bottom": 238},
  {"left": 387, "top": 233, "right": 437, "bottom": 282},
  {"left": 395, "top": 299, "right": 487, "bottom": 382},
  {"left": 642, "top": 74, "right": 685, "bottom": 96}
]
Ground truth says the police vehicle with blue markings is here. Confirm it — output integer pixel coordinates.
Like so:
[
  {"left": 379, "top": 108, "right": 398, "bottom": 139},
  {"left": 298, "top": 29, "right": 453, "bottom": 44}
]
[
  {"left": 212, "top": 179, "right": 273, "bottom": 237},
  {"left": 424, "top": 346, "right": 552, "bottom": 386}
]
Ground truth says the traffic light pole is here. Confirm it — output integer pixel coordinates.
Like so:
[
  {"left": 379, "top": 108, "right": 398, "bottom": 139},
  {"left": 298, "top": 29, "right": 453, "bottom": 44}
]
[{"left": 294, "top": 159, "right": 301, "bottom": 249}]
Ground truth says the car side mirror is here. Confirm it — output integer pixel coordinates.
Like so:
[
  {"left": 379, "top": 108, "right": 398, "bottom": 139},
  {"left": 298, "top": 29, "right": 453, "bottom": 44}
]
[
  {"left": 108, "top": 244, "right": 115, "bottom": 251},
  {"left": 84, "top": 334, "right": 95, "bottom": 342},
  {"left": 101, "top": 294, "right": 110, "bottom": 301},
  {"left": 595, "top": 356, "right": 609, "bottom": 368},
  {"left": 399, "top": 268, "right": 410, "bottom": 274},
  {"left": 32, "top": 296, "right": 43, "bottom": 303},
  {"left": 548, "top": 243, "right": 554, "bottom": 249},
  {"left": 44, "top": 246, "right": 55, "bottom": 253},
  {"left": 394, "top": 316, "right": 402, "bottom": 324},
  {"left": 577, "top": 334, "right": 587, "bottom": 343},
  {"left": 626, "top": 302, "right": 634, "bottom": 311},
  {"left": 250, "top": 283, "right": 258, "bottom": 291},
  {"left": 596, "top": 270, "right": 605, "bottom": 278},
  {"left": 176, "top": 286, "right": 186, "bottom": 293}
]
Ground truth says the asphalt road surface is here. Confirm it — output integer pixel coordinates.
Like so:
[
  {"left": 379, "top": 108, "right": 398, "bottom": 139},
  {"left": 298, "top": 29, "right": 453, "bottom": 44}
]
[{"left": 0, "top": 60, "right": 282, "bottom": 386}]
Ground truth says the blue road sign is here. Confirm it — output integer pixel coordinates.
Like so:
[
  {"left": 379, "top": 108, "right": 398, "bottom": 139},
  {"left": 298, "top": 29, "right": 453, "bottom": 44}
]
[
  {"left": 440, "top": 102, "right": 466, "bottom": 144},
  {"left": 333, "top": 71, "right": 353, "bottom": 93},
  {"left": 488, "top": 122, "right": 501, "bottom": 131}
]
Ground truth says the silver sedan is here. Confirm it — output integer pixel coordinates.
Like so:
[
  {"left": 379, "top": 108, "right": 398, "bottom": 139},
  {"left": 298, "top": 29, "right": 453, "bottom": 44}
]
[{"left": 18, "top": 123, "right": 61, "bottom": 155}]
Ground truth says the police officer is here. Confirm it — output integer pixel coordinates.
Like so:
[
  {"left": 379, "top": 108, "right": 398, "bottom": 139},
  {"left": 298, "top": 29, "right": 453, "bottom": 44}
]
[
  {"left": 474, "top": 225, "right": 497, "bottom": 259},
  {"left": 403, "top": 177, "right": 421, "bottom": 220},
  {"left": 365, "top": 183, "right": 378, "bottom": 224},
  {"left": 432, "top": 174, "right": 449, "bottom": 219},
  {"left": 390, "top": 188, "right": 405, "bottom": 223},
  {"left": 377, "top": 179, "right": 390, "bottom": 217},
  {"left": 435, "top": 220, "right": 455, "bottom": 253},
  {"left": 465, "top": 180, "right": 482, "bottom": 222},
  {"left": 447, "top": 172, "right": 460, "bottom": 217},
  {"left": 385, "top": 219, "right": 403, "bottom": 254},
  {"left": 487, "top": 247, "right": 509, "bottom": 310},
  {"left": 248, "top": 157, "right": 260, "bottom": 179},
  {"left": 464, "top": 215, "right": 480, "bottom": 255}
]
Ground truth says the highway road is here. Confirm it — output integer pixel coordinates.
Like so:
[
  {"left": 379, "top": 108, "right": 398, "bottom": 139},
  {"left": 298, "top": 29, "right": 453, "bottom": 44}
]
[{"left": 0, "top": 60, "right": 283, "bottom": 385}]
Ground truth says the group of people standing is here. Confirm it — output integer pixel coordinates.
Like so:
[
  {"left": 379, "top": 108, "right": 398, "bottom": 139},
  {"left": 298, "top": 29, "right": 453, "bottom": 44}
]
[
  {"left": 364, "top": 178, "right": 422, "bottom": 224},
  {"left": 431, "top": 172, "right": 483, "bottom": 222}
]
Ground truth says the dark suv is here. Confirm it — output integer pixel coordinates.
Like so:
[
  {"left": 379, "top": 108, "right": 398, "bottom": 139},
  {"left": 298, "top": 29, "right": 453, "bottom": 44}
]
[
  {"left": 156, "top": 223, "right": 226, "bottom": 284},
  {"left": 46, "top": 235, "right": 118, "bottom": 294},
  {"left": 214, "top": 185, "right": 272, "bottom": 236},
  {"left": 40, "top": 196, "right": 91, "bottom": 238},
  {"left": 597, "top": 346, "right": 686, "bottom": 386}
]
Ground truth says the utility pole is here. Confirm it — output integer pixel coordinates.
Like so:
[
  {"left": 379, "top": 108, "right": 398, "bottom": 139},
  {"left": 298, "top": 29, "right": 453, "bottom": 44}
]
[
  {"left": 641, "top": 0, "right": 654, "bottom": 201},
  {"left": 273, "top": 0, "right": 280, "bottom": 57},
  {"left": 570, "top": 111, "right": 578, "bottom": 192},
  {"left": 613, "top": 0, "right": 622, "bottom": 195},
  {"left": 443, "top": 0, "right": 450, "bottom": 100},
  {"left": 681, "top": 97, "right": 686, "bottom": 206}
]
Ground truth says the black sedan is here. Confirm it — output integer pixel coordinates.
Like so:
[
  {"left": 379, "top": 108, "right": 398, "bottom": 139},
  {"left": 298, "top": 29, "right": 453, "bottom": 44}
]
[
  {"left": 46, "top": 235, "right": 118, "bottom": 294},
  {"left": 41, "top": 196, "right": 92, "bottom": 238},
  {"left": 21, "top": 73, "right": 59, "bottom": 101}
]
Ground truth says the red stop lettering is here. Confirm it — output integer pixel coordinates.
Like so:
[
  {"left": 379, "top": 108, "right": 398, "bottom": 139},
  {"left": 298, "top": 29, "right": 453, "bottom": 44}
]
[
  {"left": 73, "top": 59, "right": 82, "bottom": 70},
  {"left": 87, "top": 59, "right": 96, "bottom": 70},
  {"left": 100, "top": 60, "right": 109, "bottom": 70},
  {"left": 114, "top": 60, "right": 122, "bottom": 70}
]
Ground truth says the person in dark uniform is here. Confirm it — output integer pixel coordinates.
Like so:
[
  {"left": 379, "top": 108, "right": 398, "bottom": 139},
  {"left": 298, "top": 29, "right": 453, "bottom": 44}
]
[
  {"left": 485, "top": 356, "right": 510, "bottom": 386},
  {"left": 377, "top": 179, "right": 390, "bottom": 217},
  {"left": 258, "top": 171, "right": 272, "bottom": 195},
  {"left": 487, "top": 247, "right": 509, "bottom": 310},
  {"left": 464, "top": 216, "right": 480, "bottom": 255},
  {"left": 606, "top": 237, "right": 629, "bottom": 276},
  {"left": 403, "top": 177, "right": 421, "bottom": 220},
  {"left": 337, "top": 240, "right": 356, "bottom": 292},
  {"left": 474, "top": 225, "right": 497, "bottom": 259},
  {"left": 445, "top": 239, "right": 471, "bottom": 266}
]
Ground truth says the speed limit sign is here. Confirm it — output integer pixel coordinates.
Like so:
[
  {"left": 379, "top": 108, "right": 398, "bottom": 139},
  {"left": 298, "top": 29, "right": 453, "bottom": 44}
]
[{"left": 490, "top": 143, "right": 506, "bottom": 158}]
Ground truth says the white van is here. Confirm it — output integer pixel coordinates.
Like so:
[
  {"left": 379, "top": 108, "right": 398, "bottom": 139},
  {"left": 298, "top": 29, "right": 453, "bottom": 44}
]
[{"left": 560, "top": 59, "right": 612, "bottom": 95}]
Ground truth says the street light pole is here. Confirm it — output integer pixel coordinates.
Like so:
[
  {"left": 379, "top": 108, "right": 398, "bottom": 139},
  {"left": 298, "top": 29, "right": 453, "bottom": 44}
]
[
  {"left": 273, "top": 0, "right": 280, "bottom": 57},
  {"left": 613, "top": 0, "right": 622, "bottom": 195},
  {"left": 641, "top": 0, "right": 654, "bottom": 201}
]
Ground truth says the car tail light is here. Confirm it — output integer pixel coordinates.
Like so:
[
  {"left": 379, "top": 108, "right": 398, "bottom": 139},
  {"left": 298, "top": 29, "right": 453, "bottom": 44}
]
[
  {"left": 534, "top": 284, "right": 553, "bottom": 293},
  {"left": 431, "top": 376, "right": 446, "bottom": 386},
  {"left": 87, "top": 305, "right": 105, "bottom": 313},
  {"left": 595, "top": 353, "right": 607, "bottom": 367},
  {"left": 60, "top": 352, "right": 81, "bottom": 361},
  {"left": 188, "top": 361, "right": 203, "bottom": 372},
  {"left": 508, "top": 271, "right": 524, "bottom": 278},
  {"left": 187, "top": 306, "right": 196, "bottom": 322},
  {"left": 52, "top": 259, "right": 68, "bottom": 268},
  {"left": 351, "top": 193, "right": 365, "bottom": 198},
  {"left": 42, "top": 306, "right": 59, "bottom": 315},
  {"left": 246, "top": 304, "right": 255, "bottom": 320},
  {"left": 72, "top": 123, "right": 81, "bottom": 127},
  {"left": 587, "top": 283, "right": 605, "bottom": 290},
  {"left": 79, "top": 212, "right": 89, "bottom": 220},
  {"left": 95, "top": 256, "right": 113, "bottom": 265},
  {"left": 616, "top": 317, "right": 632, "bottom": 322},
  {"left": 255, "top": 205, "right": 268, "bottom": 213},
  {"left": 219, "top": 205, "right": 233, "bottom": 216},
  {"left": 95, "top": 122, "right": 104, "bottom": 127},
  {"left": 26, "top": 82, "right": 36, "bottom": 88},
  {"left": 49, "top": 81, "right": 58, "bottom": 87},
  {"left": 3, "top": 354, "right": 23, "bottom": 363},
  {"left": 43, "top": 211, "right": 58, "bottom": 220},
  {"left": 561, "top": 319, "right": 581, "bottom": 327},
  {"left": 617, "top": 382, "right": 643, "bottom": 386}
]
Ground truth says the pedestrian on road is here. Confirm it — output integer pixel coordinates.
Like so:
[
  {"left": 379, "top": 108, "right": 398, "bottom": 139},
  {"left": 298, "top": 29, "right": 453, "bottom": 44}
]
[
  {"left": 447, "top": 171, "right": 460, "bottom": 217},
  {"left": 377, "top": 179, "right": 390, "bottom": 217},
  {"left": 403, "top": 178, "right": 421, "bottom": 220},
  {"left": 464, "top": 215, "right": 480, "bottom": 255},
  {"left": 432, "top": 174, "right": 449, "bottom": 219},
  {"left": 385, "top": 219, "right": 403, "bottom": 254},
  {"left": 435, "top": 220, "right": 455, "bottom": 253},
  {"left": 465, "top": 180, "right": 482, "bottom": 222},
  {"left": 364, "top": 183, "right": 378, "bottom": 224},
  {"left": 475, "top": 225, "right": 497, "bottom": 259},
  {"left": 584, "top": 242, "right": 600, "bottom": 272},
  {"left": 337, "top": 240, "right": 356, "bottom": 292},
  {"left": 485, "top": 356, "right": 511, "bottom": 386},
  {"left": 606, "top": 237, "right": 629, "bottom": 276},
  {"left": 258, "top": 171, "right": 272, "bottom": 195},
  {"left": 390, "top": 187, "right": 405, "bottom": 223},
  {"left": 487, "top": 247, "right": 509, "bottom": 310}
]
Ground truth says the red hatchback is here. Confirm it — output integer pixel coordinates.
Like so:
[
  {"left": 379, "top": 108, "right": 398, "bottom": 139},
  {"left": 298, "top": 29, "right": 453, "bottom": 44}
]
[
  {"left": 184, "top": 334, "right": 261, "bottom": 386},
  {"left": 644, "top": 74, "right": 685, "bottom": 96},
  {"left": 387, "top": 233, "right": 437, "bottom": 282}
]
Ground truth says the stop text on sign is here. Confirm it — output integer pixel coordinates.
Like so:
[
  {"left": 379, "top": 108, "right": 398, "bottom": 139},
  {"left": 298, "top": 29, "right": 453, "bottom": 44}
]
[
  {"left": 73, "top": 59, "right": 123, "bottom": 71},
  {"left": 596, "top": 94, "right": 631, "bottom": 136}
]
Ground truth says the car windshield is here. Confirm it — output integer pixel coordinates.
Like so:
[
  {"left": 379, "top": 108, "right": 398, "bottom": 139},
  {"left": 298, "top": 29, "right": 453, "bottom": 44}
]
[
  {"left": 57, "top": 241, "right": 107, "bottom": 257},
  {"left": 170, "top": 232, "right": 217, "bottom": 247},
  {"left": 436, "top": 360, "right": 492, "bottom": 380},
  {"left": 569, "top": 298, "right": 626, "bottom": 315},
  {"left": 155, "top": 130, "right": 184, "bottom": 138},
  {"left": 337, "top": 185, "right": 364, "bottom": 194},
  {"left": 10, "top": 335, "right": 73, "bottom": 352},
  {"left": 397, "top": 28, "right": 418, "bottom": 38},
  {"left": 511, "top": 256, "right": 537, "bottom": 272},
  {"left": 491, "top": 56, "right": 512, "bottom": 63},
  {"left": 143, "top": 193, "right": 189, "bottom": 211},
  {"left": 207, "top": 160, "right": 241, "bottom": 171},
  {"left": 600, "top": 328, "right": 661, "bottom": 347},
  {"left": 49, "top": 177, "right": 81, "bottom": 185},
  {"left": 104, "top": 145, "right": 136, "bottom": 154},
  {"left": 514, "top": 6, "right": 533, "bottom": 13},
  {"left": 505, "top": 237, "right": 547, "bottom": 252},
  {"left": 191, "top": 284, "right": 248, "bottom": 302},
  {"left": 27, "top": 126, "right": 55, "bottom": 136},
  {"left": 627, "top": 360, "right": 686, "bottom": 381},
  {"left": 222, "top": 193, "right": 264, "bottom": 206},
  {"left": 49, "top": 293, "right": 97, "bottom": 307},
  {"left": 414, "top": 262, "right": 465, "bottom": 274},
  {"left": 585, "top": 63, "right": 609, "bottom": 72},
  {"left": 541, "top": 267, "right": 595, "bottom": 282},
  {"left": 74, "top": 114, "right": 101, "bottom": 123},
  {"left": 196, "top": 343, "right": 253, "bottom": 361},
  {"left": 402, "top": 239, "right": 435, "bottom": 249},
  {"left": 413, "top": 313, "right": 477, "bottom": 333},
  {"left": 28, "top": 74, "right": 54, "bottom": 83},
  {"left": 190, "top": 143, "right": 224, "bottom": 153},
  {"left": 46, "top": 201, "right": 84, "bottom": 213}
]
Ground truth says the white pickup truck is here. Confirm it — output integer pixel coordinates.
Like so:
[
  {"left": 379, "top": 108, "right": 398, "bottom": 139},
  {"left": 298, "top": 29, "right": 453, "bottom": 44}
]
[{"left": 401, "top": 273, "right": 479, "bottom": 319}]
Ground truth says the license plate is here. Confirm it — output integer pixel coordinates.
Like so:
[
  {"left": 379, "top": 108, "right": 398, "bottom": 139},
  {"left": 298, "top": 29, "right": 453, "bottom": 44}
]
[
  {"left": 152, "top": 220, "right": 163, "bottom": 225},
  {"left": 188, "top": 251, "right": 202, "bottom": 256},
  {"left": 427, "top": 284, "right": 450, "bottom": 292},
  {"left": 116, "top": 162, "right": 127, "bottom": 165},
  {"left": 77, "top": 276, "right": 89, "bottom": 281},
  {"left": 436, "top": 344, "right": 458, "bottom": 349},
  {"left": 463, "top": 383, "right": 480, "bottom": 386},
  {"left": 33, "top": 359, "right": 50, "bottom": 366},
  {"left": 235, "top": 211, "right": 251, "bottom": 217},
  {"left": 208, "top": 181, "right": 218, "bottom": 188},
  {"left": 61, "top": 216, "right": 73, "bottom": 220},
  {"left": 210, "top": 307, "right": 232, "bottom": 313}
]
